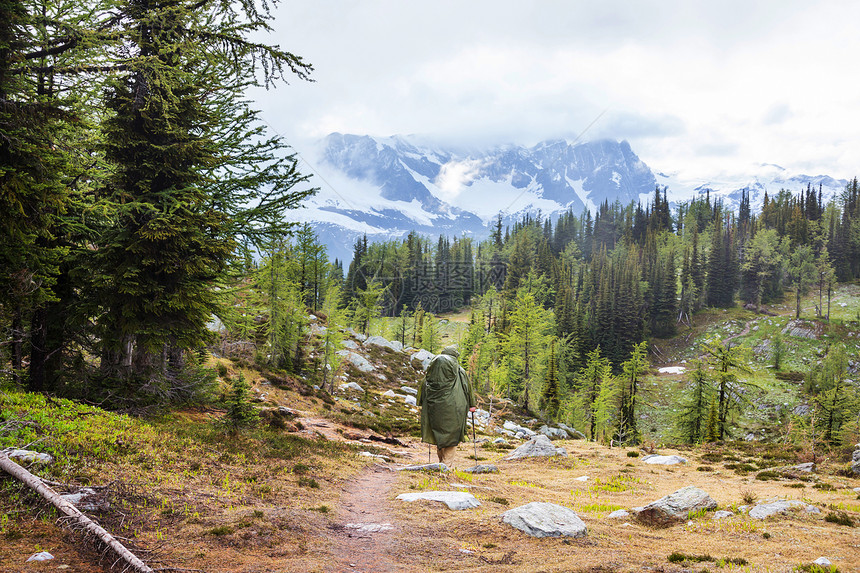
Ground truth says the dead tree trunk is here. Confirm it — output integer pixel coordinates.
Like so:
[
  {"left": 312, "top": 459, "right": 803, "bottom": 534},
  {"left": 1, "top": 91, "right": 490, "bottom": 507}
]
[{"left": 0, "top": 451, "right": 153, "bottom": 573}]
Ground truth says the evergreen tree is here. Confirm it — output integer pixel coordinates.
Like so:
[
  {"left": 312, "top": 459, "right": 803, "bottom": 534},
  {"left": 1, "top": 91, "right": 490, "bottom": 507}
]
[
  {"left": 541, "top": 338, "right": 561, "bottom": 419},
  {"left": 675, "top": 360, "right": 713, "bottom": 444}
]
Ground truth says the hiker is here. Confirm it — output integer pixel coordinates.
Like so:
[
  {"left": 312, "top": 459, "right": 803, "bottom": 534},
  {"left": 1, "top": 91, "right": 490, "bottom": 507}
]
[{"left": 417, "top": 345, "right": 476, "bottom": 468}]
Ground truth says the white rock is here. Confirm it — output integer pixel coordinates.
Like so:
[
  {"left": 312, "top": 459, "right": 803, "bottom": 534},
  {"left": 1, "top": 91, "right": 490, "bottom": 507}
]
[
  {"left": 634, "top": 486, "right": 718, "bottom": 527},
  {"left": 503, "top": 420, "right": 536, "bottom": 437},
  {"left": 364, "top": 335, "right": 404, "bottom": 353},
  {"left": 341, "top": 339, "right": 359, "bottom": 350},
  {"left": 748, "top": 499, "right": 814, "bottom": 520},
  {"left": 502, "top": 502, "right": 587, "bottom": 538},
  {"left": 358, "top": 452, "right": 391, "bottom": 461},
  {"left": 538, "top": 425, "right": 568, "bottom": 440},
  {"left": 607, "top": 509, "right": 630, "bottom": 519},
  {"left": 505, "top": 435, "right": 567, "bottom": 460},
  {"left": 8, "top": 449, "right": 53, "bottom": 464},
  {"left": 813, "top": 557, "right": 832, "bottom": 567},
  {"left": 573, "top": 476, "right": 589, "bottom": 482},
  {"left": 658, "top": 366, "right": 686, "bottom": 374},
  {"left": 382, "top": 390, "right": 397, "bottom": 397},
  {"left": 404, "top": 395, "right": 417, "bottom": 406},
  {"left": 558, "top": 423, "right": 587, "bottom": 439},
  {"left": 411, "top": 349, "right": 435, "bottom": 370},
  {"left": 338, "top": 381, "right": 364, "bottom": 392},
  {"left": 26, "top": 552, "right": 54, "bottom": 562},
  {"left": 400, "top": 386, "right": 418, "bottom": 395},
  {"left": 336, "top": 350, "right": 374, "bottom": 372},
  {"left": 397, "top": 463, "right": 450, "bottom": 472},
  {"left": 345, "top": 522, "right": 393, "bottom": 533},
  {"left": 712, "top": 510, "right": 734, "bottom": 520},
  {"left": 396, "top": 491, "right": 480, "bottom": 510},
  {"left": 641, "top": 454, "right": 687, "bottom": 465}
]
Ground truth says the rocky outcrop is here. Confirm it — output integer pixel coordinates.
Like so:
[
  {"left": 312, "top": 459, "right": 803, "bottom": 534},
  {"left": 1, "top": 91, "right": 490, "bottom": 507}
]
[
  {"left": 633, "top": 486, "right": 717, "bottom": 527},
  {"left": 336, "top": 350, "right": 374, "bottom": 372},
  {"left": 364, "top": 335, "right": 404, "bottom": 353},
  {"left": 852, "top": 444, "right": 860, "bottom": 475},
  {"left": 502, "top": 502, "right": 587, "bottom": 538}
]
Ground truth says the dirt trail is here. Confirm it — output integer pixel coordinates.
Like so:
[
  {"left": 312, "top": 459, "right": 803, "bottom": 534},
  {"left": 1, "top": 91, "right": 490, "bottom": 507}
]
[{"left": 293, "top": 415, "right": 423, "bottom": 572}]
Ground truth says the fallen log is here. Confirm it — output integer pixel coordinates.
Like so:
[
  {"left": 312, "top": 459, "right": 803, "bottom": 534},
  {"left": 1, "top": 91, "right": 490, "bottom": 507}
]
[{"left": 0, "top": 449, "right": 153, "bottom": 573}]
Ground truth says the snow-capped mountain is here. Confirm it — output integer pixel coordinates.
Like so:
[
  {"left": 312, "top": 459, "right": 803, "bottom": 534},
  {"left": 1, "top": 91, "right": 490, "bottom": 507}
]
[
  {"left": 285, "top": 133, "right": 850, "bottom": 263},
  {"left": 288, "top": 135, "right": 657, "bottom": 262}
]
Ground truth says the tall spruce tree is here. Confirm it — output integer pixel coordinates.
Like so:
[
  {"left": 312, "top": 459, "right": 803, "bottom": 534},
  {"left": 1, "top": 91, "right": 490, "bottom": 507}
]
[{"left": 93, "top": 0, "right": 312, "bottom": 388}]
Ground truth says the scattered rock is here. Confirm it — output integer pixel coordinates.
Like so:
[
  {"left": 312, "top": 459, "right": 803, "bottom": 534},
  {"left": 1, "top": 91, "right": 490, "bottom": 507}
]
[
  {"left": 60, "top": 488, "right": 107, "bottom": 512},
  {"left": 641, "top": 454, "right": 687, "bottom": 465},
  {"left": 813, "top": 557, "right": 832, "bottom": 567},
  {"left": 411, "top": 349, "right": 435, "bottom": 370},
  {"left": 404, "top": 395, "right": 417, "bottom": 406},
  {"left": 364, "top": 335, "right": 404, "bottom": 353},
  {"left": 502, "top": 502, "right": 588, "bottom": 538},
  {"left": 7, "top": 449, "right": 53, "bottom": 465},
  {"left": 538, "top": 425, "right": 568, "bottom": 440},
  {"left": 345, "top": 522, "right": 393, "bottom": 533},
  {"left": 633, "top": 486, "right": 718, "bottom": 527},
  {"left": 658, "top": 366, "right": 686, "bottom": 374},
  {"left": 573, "top": 476, "right": 589, "bottom": 482},
  {"left": 492, "top": 438, "right": 507, "bottom": 445},
  {"left": 558, "top": 423, "right": 587, "bottom": 440},
  {"left": 397, "top": 463, "right": 450, "bottom": 472},
  {"left": 336, "top": 350, "right": 374, "bottom": 372},
  {"left": 712, "top": 510, "right": 734, "bottom": 520},
  {"left": 782, "top": 319, "right": 818, "bottom": 339},
  {"left": 341, "top": 339, "right": 359, "bottom": 350},
  {"left": 358, "top": 452, "right": 391, "bottom": 462},
  {"left": 382, "top": 390, "right": 397, "bottom": 397},
  {"left": 338, "top": 381, "right": 364, "bottom": 392},
  {"left": 462, "top": 464, "right": 499, "bottom": 474},
  {"left": 504, "top": 420, "right": 536, "bottom": 437},
  {"left": 26, "top": 552, "right": 54, "bottom": 562},
  {"left": 399, "top": 386, "right": 418, "bottom": 395},
  {"left": 504, "top": 435, "right": 568, "bottom": 460},
  {"left": 792, "top": 462, "right": 815, "bottom": 472},
  {"left": 748, "top": 499, "right": 817, "bottom": 520},
  {"left": 396, "top": 491, "right": 480, "bottom": 510},
  {"left": 607, "top": 509, "right": 630, "bottom": 519}
]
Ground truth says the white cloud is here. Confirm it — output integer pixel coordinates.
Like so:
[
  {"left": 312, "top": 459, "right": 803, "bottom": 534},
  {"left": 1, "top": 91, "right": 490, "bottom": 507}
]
[
  {"left": 434, "top": 159, "right": 487, "bottom": 200},
  {"left": 255, "top": 0, "right": 860, "bottom": 182}
]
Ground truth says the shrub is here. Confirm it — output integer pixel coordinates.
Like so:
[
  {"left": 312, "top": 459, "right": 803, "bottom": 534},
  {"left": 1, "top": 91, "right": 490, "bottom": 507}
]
[
  {"left": 223, "top": 375, "right": 259, "bottom": 431},
  {"left": 824, "top": 511, "right": 855, "bottom": 527},
  {"left": 626, "top": 451, "right": 640, "bottom": 457}
]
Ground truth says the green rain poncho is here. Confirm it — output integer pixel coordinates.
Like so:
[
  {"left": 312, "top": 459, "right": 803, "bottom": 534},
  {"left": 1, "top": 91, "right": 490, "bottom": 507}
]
[{"left": 418, "top": 347, "right": 476, "bottom": 448}]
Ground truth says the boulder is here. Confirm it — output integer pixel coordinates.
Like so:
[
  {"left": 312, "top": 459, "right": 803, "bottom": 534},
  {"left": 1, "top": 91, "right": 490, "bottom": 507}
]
[
  {"left": 338, "top": 381, "right": 364, "bottom": 393},
  {"left": 364, "top": 335, "right": 404, "bottom": 353},
  {"left": 502, "top": 502, "right": 587, "bottom": 538},
  {"left": 400, "top": 386, "right": 418, "bottom": 396},
  {"left": 558, "top": 423, "right": 587, "bottom": 440},
  {"left": 505, "top": 435, "right": 567, "bottom": 460},
  {"left": 404, "top": 395, "right": 417, "bottom": 406},
  {"left": 336, "top": 350, "right": 374, "bottom": 372},
  {"left": 411, "top": 349, "right": 435, "bottom": 370},
  {"left": 538, "top": 425, "right": 569, "bottom": 440},
  {"left": 396, "top": 491, "right": 480, "bottom": 510},
  {"left": 341, "top": 339, "right": 359, "bottom": 350},
  {"left": 633, "top": 486, "right": 717, "bottom": 527},
  {"left": 462, "top": 464, "right": 499, "bottom": 474},
  {"left": 503, "top": 420, "right": 536, "bottom": 437},
  {"left": 641, "top": 454, "right": 687, "bottom": 465},
  {"left": 748, "top": 499, "right": 817, "bottom": 520}
]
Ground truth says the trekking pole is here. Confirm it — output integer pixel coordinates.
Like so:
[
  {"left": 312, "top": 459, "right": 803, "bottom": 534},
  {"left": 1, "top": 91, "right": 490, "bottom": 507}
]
[{"left": 471, "top": 410, "right": 478, "bottom": 465}]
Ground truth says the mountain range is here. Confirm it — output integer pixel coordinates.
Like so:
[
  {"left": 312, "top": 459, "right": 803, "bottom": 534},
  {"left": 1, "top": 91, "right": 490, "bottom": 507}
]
[{"left": 285, "top": 134, "right": 849, "bottom": 263}]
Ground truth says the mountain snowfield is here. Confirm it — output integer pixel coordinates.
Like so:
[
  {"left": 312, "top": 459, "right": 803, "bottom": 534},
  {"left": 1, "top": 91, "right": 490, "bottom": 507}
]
[{"left": 284, "top": 133, "right": 849, "bottom": 263}]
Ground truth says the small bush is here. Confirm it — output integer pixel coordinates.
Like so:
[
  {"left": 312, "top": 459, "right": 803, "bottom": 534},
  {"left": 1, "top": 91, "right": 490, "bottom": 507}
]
[
  {"left": 794, "top": 564, "right": 840, "bottom": 573},
  {"left": 298, "top": 476, "right": 319, "bottom": 489},
  {"left": 756, "top": 470, "right": 781, "bottom": 481},
  {"left": 741, "top": 490, "right": 758, "bottom": 505},
  {"left": 696, "top": 466, "right": 713, "bottom": 472},
  {"left": 762, "top": 532, "right": 771, "bottom": 539},
  {"left": 488, "top": 496, "right": 510, "bottom": 506},
  {"left": 813, "top": 482, "right": 835, "bottom": 491},
  {"left": 208, "top": 526, "right": 234, "bottom": 536},
  {"left": 824, "top": 511, "right": 855, "bottom": 527},
  {"left": 626, "top": 451, "right": 640, "bottom": 457},
  {"left": 668, "top": 552, "right": 713, "bottom": 564}
]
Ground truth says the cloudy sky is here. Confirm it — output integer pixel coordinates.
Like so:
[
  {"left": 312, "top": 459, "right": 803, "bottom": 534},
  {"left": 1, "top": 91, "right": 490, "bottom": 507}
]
[{"left": 252, "top": 0, "right": 860, "bottom": 182}]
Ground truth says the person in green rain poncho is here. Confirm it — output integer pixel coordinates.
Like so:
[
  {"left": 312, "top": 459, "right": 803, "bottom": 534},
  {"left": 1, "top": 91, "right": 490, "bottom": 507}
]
[{"left": 417, "top": 346, "right": 476, "bottom": 468}]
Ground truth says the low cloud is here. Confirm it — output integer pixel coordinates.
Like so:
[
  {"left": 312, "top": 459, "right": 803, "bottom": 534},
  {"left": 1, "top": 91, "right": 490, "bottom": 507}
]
[{"left": 434, "top": 159, "right": 487, "bottom": 199}]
